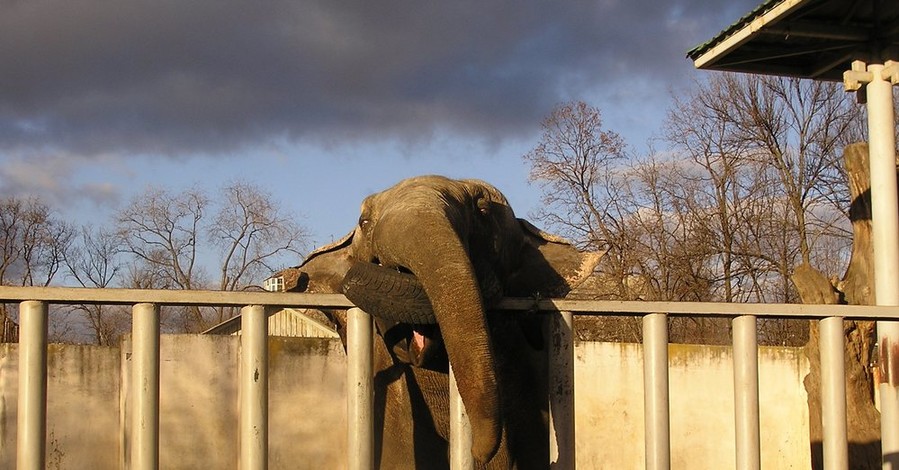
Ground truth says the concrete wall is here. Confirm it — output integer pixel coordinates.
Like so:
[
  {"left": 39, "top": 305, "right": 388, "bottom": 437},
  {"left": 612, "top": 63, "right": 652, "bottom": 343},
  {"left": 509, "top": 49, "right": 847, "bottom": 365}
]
[
  {"left": 1, "top": 338, "right": 809, "bottom": 469},
  {"left": 2, "top": 336, "right": 346, "bottom": 470},
  {"left": 575, "top": 342, "right": 810, "bottom": 469},
  {"left": 1, "top": 344, "right": 122, "bottom": 469}
]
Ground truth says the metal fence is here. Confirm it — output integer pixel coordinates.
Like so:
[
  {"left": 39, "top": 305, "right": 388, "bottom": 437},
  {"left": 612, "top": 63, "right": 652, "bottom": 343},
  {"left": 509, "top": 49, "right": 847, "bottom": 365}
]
[
  {"left": 1, "top": 312, "right": 18, "bottom": 342},
  {"left": 2, "top": 285, "right": 899, "bottom": 470}
]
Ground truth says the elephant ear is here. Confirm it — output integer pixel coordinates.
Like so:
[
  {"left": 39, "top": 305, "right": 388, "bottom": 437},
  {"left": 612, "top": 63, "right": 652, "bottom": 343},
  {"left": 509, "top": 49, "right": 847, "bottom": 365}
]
[
  {"left": 302, "top": 229, "right": 355, "bottom": 266},
  {"left": 505, "top": 219, "right": 603, "bottom": 298},
  {"left": 273, "top": 230, "right": 356, "bottom": 293},
  {"left": 503, "top": 219, "right": 603, "bottom": 351}
]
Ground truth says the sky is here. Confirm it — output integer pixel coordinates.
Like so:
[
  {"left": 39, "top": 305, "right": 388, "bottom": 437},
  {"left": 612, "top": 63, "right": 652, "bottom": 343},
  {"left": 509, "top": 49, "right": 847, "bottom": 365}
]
[{"left": 0, "top": 0, "right": 762, "bottom": 256}]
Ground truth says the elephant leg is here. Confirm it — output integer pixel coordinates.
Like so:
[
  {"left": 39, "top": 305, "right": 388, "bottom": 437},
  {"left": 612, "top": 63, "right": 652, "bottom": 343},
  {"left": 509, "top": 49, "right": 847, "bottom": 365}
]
[
  {"left": 375, "top": 362, "right": 452, "bottom": 469},
  {"left": 483, "top": 314, "right": 550, "bottom": 470}
]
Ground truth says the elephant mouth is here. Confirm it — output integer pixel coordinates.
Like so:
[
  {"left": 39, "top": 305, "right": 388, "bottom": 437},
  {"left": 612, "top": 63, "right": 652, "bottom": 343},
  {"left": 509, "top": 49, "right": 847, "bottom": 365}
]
[
  {"left": 341, "top": 261, "right": 439, "bottom": 325},
  {"left": 341, "top": 261, "right": 453, "bottom": 370},
  {"left": 379, "top": 321, "right": 448, "bottom": 371}
]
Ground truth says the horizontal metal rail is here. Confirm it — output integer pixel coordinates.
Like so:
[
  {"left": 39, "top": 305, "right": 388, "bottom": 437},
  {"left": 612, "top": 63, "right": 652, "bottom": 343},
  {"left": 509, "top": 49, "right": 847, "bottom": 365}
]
[
  {"left": 4, "top": 286, "right": 895, "bottom": 469},
  {"left": 3, "top": 285, "right": 899, "bottom": 318},
  {"left": 0, "top": 286, "right": 355, "bottom": 308}
]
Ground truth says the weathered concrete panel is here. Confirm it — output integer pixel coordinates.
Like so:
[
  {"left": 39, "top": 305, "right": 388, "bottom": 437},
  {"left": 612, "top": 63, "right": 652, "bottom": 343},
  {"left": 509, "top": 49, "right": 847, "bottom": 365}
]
[
  {"left": 121, "top": 335, "right": 347, "bottom": 470},
  {"left": 122, "top": 334, "right": 240, "bottom": 470},
  {"left": 1, "top": 338, "right": 809, "bottom": 469},
  {"left": 575, "top": 342, "right": 811, "bottom": 469},
  {"left": 268, "top": 337, "right": 346, "bottom": 469},
  {"left": 1, "top": 343, "right": 121, "bottom": 470}
]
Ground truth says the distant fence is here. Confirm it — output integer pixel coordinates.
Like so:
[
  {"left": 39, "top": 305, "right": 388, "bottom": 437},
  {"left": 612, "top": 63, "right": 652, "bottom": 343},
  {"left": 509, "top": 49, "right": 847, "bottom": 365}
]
[
  {"left": 1, "top": 285, "right": 898, "bottom": 470},
  {"left": 1, "top": 313, "right": 18, "bottom": 343}
]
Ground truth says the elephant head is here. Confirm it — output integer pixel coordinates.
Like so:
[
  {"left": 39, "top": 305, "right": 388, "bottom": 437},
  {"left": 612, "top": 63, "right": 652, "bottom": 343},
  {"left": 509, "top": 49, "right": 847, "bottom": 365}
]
[
  {"left": 350, "top": 176, "right": 525, "bottom": 462},
  {"left": 277, "top": 175, "right": 601, "bottom": 467}
]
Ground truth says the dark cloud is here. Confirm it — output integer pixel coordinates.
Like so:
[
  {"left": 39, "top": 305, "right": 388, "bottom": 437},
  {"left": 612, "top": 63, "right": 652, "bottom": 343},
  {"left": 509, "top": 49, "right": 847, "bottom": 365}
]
[{"left": 0, "top": 0, "right": 758, "bottom": 156}]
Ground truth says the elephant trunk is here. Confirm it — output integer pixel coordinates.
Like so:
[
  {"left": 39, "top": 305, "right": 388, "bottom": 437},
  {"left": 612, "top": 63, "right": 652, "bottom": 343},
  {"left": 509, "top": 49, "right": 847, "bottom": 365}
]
[{"left": 373, "top": 211, "right": 502, "bottom": 464}]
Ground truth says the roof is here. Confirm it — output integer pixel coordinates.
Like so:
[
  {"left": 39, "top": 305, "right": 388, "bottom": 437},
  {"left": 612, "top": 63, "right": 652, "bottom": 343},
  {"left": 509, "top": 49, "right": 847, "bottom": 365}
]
[
  {"left": 687, "top": 0, "right": 899, "bottom": 81},
  {"left": 203, "top": 308, "right": 338, "bottom": 338}
]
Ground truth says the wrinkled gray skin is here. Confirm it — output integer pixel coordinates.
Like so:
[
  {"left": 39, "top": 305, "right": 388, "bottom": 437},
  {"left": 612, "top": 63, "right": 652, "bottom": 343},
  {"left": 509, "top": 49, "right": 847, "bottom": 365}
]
[{"left": 288, "top": 175, "right": 596, "bottom": 469}]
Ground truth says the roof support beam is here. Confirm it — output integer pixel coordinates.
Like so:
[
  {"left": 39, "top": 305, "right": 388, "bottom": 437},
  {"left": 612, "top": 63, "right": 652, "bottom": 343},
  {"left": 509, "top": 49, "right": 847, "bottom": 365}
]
[
  {"left": 763, "top": 21, "right": 870, "bottom": 41},
  {"left": 692, "top": 0, "right": 812, "bottom": 69},
  {"left": 844, "top": 59, "right": 899, "bottom": 469}
]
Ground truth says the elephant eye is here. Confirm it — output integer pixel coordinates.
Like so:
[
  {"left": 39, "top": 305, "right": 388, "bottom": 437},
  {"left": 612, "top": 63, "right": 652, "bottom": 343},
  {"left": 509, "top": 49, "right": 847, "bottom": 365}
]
[
  {"left": 476, "top": 197, "right": 490, "bottom": 215},
  {"left": 359, "top": 217, "right": 371, "bottom": 229}
]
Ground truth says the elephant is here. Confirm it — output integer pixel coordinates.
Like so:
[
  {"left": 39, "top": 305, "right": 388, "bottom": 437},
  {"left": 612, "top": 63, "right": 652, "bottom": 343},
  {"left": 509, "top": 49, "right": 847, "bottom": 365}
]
[{"left": 277, "top": 175, "right": 600, "bottom": 469}]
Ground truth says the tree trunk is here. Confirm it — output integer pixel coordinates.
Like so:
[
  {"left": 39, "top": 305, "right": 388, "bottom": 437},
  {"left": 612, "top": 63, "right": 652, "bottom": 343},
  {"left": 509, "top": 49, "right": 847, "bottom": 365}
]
[{"left": 792, "top": 143, "right": 881, "bottom": 468}]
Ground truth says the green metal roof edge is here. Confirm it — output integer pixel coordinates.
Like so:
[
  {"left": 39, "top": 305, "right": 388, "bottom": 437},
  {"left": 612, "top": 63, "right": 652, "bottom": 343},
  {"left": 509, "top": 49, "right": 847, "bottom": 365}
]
[{"left": 686, "top": 0, "right": 784, "bottom": 59}]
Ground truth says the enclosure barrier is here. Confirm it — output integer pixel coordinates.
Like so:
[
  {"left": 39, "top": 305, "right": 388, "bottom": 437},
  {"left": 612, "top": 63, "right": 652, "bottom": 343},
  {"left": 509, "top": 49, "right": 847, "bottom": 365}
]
[{"left": 3, "top": 286, "right": 899, "bottom": 470}]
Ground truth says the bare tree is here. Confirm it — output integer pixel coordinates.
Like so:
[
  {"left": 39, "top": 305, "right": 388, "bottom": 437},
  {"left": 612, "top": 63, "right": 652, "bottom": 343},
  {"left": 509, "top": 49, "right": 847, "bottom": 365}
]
[
  {"left": 0, "top": 197, "right": 73, "bottom": 287},
  {"left": 116, "top": 187, "right": 209, "bottom": 330},
  {"left": 523, "top": 101, "right": 648, "bottom": 341},
  {"left": 63, "top": 227, "right": 130, "bottom": 345},
  {"left": 524, "top": 102, "right": 626, "bottom": 246},
  {"left": 117, "top": 187, "right": 207, "bottom": 290},
  {"left": 724, "top": 74, "right": 857, "bottom": 270},
  {"left": 117, "top": 182, "right": 309, "bottom": 330},
  {"left": 524, "top": 102, "right": 723, "bottom": 342},
  {"left": 207, "top": 182, "right": 308, "bottom": 323},
  {"left": 0, "top": 197, "right": 76, "bottom": 341},
  {"left": 528, "top": 77, "right": 854, "bottom": 346},
  {"left": 665, "top": 76, "right": 758, "bottom": 303},
  {"left": 523, "top": 101, "right": 632, "bottom": 283},
  {"left": 620, "top": 157, "right": 730, "bottom": 344},
  {"left": 663, "top": 73, "right": 856, "bottom": 306},
  {"left": 653, "top": 75, "right": 874, "bottom": 462}
]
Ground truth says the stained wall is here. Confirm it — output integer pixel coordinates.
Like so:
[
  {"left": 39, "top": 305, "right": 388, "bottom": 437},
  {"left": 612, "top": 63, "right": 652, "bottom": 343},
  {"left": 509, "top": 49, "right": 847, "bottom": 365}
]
[{"left": 0, "top": 337, "right": 809, "bottom": 469}]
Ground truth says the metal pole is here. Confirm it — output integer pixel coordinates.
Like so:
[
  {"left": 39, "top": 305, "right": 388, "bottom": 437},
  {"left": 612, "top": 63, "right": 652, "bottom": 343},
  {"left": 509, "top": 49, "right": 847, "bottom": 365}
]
[
  {"left": 450, "top": 365, "right": 474, "bottom": 470},
  {"left": 820, "top": 316, "right": 848, "bottom": 470},
  {"left": 548, "top": 310, "right": 576, "bottom": 469},
  {"left": 732, "top": 315, "right": 760, "bottom": 470},
  {"left": 132, "top": 303, "right": 160, "bottom": 470},
  {"left": 240, "top": 305, "right": 268, "bottom": 470},
  {"left": 16, "top": 300, "right": 47, "bottom": 470},
  {"left": 643, "top": 313, "right": 670, "bottom": 470},
  {"left": 347, "top": 307, "right": 373, "bottom": 470},
  {"left": 864, "top": 62, "right": 899, "bottom": 469}
]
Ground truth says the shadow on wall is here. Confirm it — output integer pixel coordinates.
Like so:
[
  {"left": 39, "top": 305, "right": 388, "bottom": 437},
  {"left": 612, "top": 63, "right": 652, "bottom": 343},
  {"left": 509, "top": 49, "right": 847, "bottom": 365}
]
[{"left": 810, "top": 441, "right": 881, "bottom": 469}]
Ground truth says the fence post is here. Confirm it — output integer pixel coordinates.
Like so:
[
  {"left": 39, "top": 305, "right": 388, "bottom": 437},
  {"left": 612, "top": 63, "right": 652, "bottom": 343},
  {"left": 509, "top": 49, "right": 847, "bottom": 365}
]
[
  {"left": 347, "top": 307, "right": 373, "bottom": 470},
  {"left": 863, "top": 61, "right": 899, "bottom": 468},
  {"left": 548, "top": 310, "right": 575, "bottom": 468},
  {"left": 732, "top": 315, "right": 760, "bottom": 470},
  {"left": 820, "top": 316, "right": 848, "bottom": 470},
  {"left": 450, "top": 365, "right": 474, "bottom": 470},
  {"left": 643, "top": 313, "right": 670, "bottom": 470},
  {"left": 132, "top": 303, "right": 160, "bottom": 470},
  {"left": 17, "top": 300, "right": 48, "bottom": 470},
  {"left": 240, "top": 305, "right": 268, "bottom": 470}
]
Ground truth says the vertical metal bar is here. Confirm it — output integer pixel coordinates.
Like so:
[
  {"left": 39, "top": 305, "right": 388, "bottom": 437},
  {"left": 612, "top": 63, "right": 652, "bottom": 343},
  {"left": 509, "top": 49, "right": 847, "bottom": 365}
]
[
  {"left": 864, "top": 62, "right": 899, "bottom": 467},
  {"left": 820, "top": 316, "right": 848, "bottom": 470},
  {"left": 643, "top": 313, "right": 670, "bottom": 470},
  {"left": 732, "top": 315, "right": 760, "bottom": 470},
  {"left": 132, "top": 303, "right": 160, "bottom": 470},
  {"left": 450, "top": 365, "right": 474, "bottom": 470},
  {"left": 240, "top": 305, "right": 268, "bottom": 470},
  {"left": 347, "top": 307, "right": 373, "bottom": 470},
  {"left": 548, "top": 310, "right": 575, "bottom": 469},
  {"left": 16, "top": 300, "right": 47, "bottom": 470}
]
